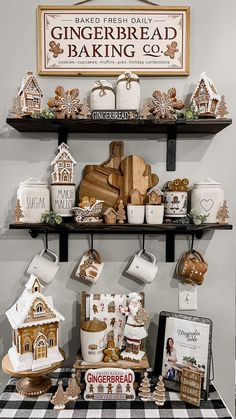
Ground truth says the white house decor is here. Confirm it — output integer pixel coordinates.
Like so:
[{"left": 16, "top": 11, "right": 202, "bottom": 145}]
[
  {"left": 90, "top": 80, "right": 115, "bottom": 110},
  {"left": 51, "top": 143, "right": 77, "bottom": 217},
  {"left": 191, "top": 178, "right": 224, "bottom": 223},
  {"left": 116, "top": 71, "right": 141, "bottom": 111},
  {"left": 17, "top": 178, "right": 50, "bottom": 223},
  {"left": 5, "top": 275, "right": 64, "bottom": 372},
  {"left": 190, "top": 72, "right": 221, "bottom": 116},
  {"left": 84, "top": 368, "right": 135, "bottom": 401},
  {"left": 18, "top": 70, "right": 43, "bottom": 115}
]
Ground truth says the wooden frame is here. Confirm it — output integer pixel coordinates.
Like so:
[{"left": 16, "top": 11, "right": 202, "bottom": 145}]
[
  {"left": 37, "top": 5, "right": 190, "bottom": 76},
  {"left": 154, "top": 311, "right": 212, "bottom": 400}
]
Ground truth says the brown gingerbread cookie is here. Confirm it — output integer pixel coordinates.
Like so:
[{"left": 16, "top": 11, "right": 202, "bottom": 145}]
[
  {"left": 49, "top": 41, "right": 64, "bottom": 58},
  {"left": 164, "top": 41, "right": 179, "bottom": 59}
]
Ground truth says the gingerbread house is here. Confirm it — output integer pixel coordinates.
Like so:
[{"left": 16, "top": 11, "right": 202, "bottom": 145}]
[
  {"left": 190, "top": 72, "right": 221, "bottom": 115},
  {"left": 130, "top": 189, "right": 142, "bottom": 205},
  {"left": 147, "top": 187, "right": 163, "bottom": 204},
  {"left": 51, "top": 143, "right": 77, "bottom": 184},
  {"left": 103, "top": 207, "right": 117, "bottom": 224},
  {"left": 6, "top": 275, "right": 64, "bottom": 372},
  {"left": 18, "top": 70, "right": 43, "bottom": 115}
]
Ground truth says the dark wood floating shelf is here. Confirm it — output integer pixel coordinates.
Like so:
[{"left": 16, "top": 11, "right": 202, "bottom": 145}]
[
  {"left": 9, "top": 222, "right": 233, "bottom": 263},
  {"left": 6, "top": 118, "right": 232, "bottom": 171}
]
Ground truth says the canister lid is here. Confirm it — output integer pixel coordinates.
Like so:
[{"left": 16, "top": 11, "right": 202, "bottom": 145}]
[
  {"left": 19, "top": 177, "right": 48, "bottom": 187},
  {"left": 193, "top": 178, "right": 222, "bottom": 188},
  {"left": 81, "top": 318, "right": 107, "bottom": 332}
]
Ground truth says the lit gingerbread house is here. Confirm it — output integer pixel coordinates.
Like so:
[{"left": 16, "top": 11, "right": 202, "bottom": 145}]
[
  {"left": 190, "top": 72, "right": 221, "bottom": 115},
  {"left": 6, "top": 275, "right": 64, "bottom": 372},
  {"left": 18, "top": 70, "right": 43, "bottom": 115},
  {"left": 147, "top": 187, "right": 163, "bottom": 204},
  {"left": 51, "top": 143, "right": 77, "bottom": 184}
]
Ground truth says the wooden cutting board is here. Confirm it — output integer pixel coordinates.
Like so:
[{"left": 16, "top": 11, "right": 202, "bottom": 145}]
[
  {"left": 79, "top": 142, "right": 124, "bottom": 210},
  {"left": 108, "top": 155, "right": 159, "bottom": 205}
]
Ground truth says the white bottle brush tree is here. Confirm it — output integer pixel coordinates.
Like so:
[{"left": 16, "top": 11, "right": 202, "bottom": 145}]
[
  {"left": 153, "top": 376, "right": 166, "bottom": 406},
  {"left": 138, "top": 372, "right": 151, "bottom": 401}
]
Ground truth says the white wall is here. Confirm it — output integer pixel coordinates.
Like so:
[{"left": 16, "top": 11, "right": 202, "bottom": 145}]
[{"left": 0, "top": 0, "right": 235, "bottom": 415}]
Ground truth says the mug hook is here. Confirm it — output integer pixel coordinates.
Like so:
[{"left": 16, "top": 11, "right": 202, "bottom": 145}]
[
  {"left": 190, "top": 234, "right": 194, "bottom": 252},
  {"left": 90, "top": 231, "right": 94, "bottom": 252},
  {"left": 44, "top": 230, "right": 48, "bottom": 253},
  {"left": 142, "top": 232, "right": 145, "bottom": 253}
]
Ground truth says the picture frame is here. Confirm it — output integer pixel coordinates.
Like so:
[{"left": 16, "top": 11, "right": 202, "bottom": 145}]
[
  {"left": 154, "top": 311, "right": 213, "bottom": 400},
  {"left": 37, "top": 5, "right": 190, "bottom": 76}
]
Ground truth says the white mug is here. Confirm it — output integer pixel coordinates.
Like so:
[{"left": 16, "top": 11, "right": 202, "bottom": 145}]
[
  {"left": 127, "top": 205, "right": 145, "bottom": 224},
  {"left": 125, "top": 250, "right": 158, "bottom": 283},
  {"left": 146, "top": 204, "right": 164, "bottom": 224},
  {"left": 27, "top": 249, "right": 59, "bottom": 283}
]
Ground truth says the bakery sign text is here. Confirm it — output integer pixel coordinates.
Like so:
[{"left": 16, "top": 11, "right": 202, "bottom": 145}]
[{"left": 37, "top": 6, "right": 190, "bottom": 76}]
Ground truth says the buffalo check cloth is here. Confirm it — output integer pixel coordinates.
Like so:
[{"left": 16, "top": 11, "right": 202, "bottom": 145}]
[{"left": 0, "top": 368, "right": 232, "bottom": 419}]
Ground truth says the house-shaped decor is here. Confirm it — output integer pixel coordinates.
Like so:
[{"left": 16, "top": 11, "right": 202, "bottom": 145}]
[
  {"left": 18, "top": 70, "right": 43, "bottom": 115},
  {"left": 104, "top": 207, "right": 117, "bottom": 224},
  {"left": 6, "top": 275, "right": 64, "bottom": 372},
  {"left": 51, "top": 143, "right": 77, "bottom": 184},
  {"left": 130, "top": 189, "right": 142, "bottom": 205},
  {"left": 108, "top": 301, "right": 115, "bottom": 313},
  {"left": 147, "top": 187, "right": 163, "bottom": 205},
  {"left": 190, "top": 72, "right": 221, "bottom": 115}
]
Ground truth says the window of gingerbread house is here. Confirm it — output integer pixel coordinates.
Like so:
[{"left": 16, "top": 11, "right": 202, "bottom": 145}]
[
  {"left": 36, "top": 303, "right": 43, "bottom": 313},
  {"left": 48, "top": 332, "right": 55, "bottom": 347}
]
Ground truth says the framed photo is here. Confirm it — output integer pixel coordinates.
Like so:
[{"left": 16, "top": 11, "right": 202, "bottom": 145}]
[
  {"left": 154, "top": 311, "right": 212, "bottom": 400},
  {"left": 37, "top": 5, "right": 190, "bottom": 76}
]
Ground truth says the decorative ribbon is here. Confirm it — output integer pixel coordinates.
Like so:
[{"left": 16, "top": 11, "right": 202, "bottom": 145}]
[
  {"left": 91, "top": 81, "right": 115, "bottom": 97},
  {"left": 117, "top": 72, "right": 140, "bottom": 90}
]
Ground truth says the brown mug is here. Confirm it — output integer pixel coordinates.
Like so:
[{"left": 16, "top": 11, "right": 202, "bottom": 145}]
[{"left": 176, "top": 250, "right": 208, "bottom": 285}]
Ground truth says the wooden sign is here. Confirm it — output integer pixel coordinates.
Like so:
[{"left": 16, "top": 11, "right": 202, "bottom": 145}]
[
  {"left": 84, "top": 368, "right": 135, "bottom": 401},
  {"left": 180, "top": 368, "right": 202, "bottom": 406},
  {"left": 92, "top": 110, "right": 138, "bottom": 120},
  {"left": 37, "top": 6, "right": 190, "bottom": 76}
]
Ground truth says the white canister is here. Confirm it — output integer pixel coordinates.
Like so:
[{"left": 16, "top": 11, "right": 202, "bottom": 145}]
[
  {"left": 127, "top": 205, "right": 145, "bottom": 224},
  {"left": 191, "top": 178, "right": 224, "bottom": 223},
  {"left": 164, "top": 191, "right": 188, "bottom": 218},
  {"left": 80, "top": 319, "right": 107, "bottom": 363},
  {"left": 90, "top": 80, "right": 115, "bottom": 110},
  {"left": 146, "top": 204, "right": 164, "bottom": 224},
  {"left": 17, "top": 178, "right": 50, "bottom": 223},
  {"left": 51, "top": 184, "right": 75, "bottom": 217},
  {"left": 116, "top": 71, "right": 141, "bottom": 111}
]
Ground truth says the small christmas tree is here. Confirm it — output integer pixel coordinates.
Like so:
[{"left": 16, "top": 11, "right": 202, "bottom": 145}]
[
  {"left": 216, "top": 95, "right": 229, "bottom": 119},
  {"left": 51, "top": 380, "right": 68, "bottom": 410},
  {"left": 140, "top": 101, "right": 152, "bottom": 119},
  {"left": 138, "top": 372, "right": 151, "bottom": 402},
  {"left": 13, "top": 199, "right": 24, "bottom": 224},
  {"left": 66, "top": 373, "right": 81, "bottom": 400},
  {"left": 79, "top": 102, "right": 91, "bottom": 119},
  {"left": 216, "top": 200, "right": 229, "bottom": 224},
  {"left": 117, "top": 200, "right": 126, "bottom": 224},
  {"left": 153, "top": 376, "right": 166, "bottom": 406}
]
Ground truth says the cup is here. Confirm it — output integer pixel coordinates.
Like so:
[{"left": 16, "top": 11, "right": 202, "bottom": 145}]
[
  {"left": 146, "top": 204, "right": 164, "bottom": 224},
  {"left": 27, "top": 249, "right": 59, "bottom": 283},
  {"left": 127, "top": 205, "right": 145, "bottom": 224},
  {"left": 80, "top": 319, "right": 107, "bottom": 363},
  {"left": 75, "top": 250, "right": 104, "bottom": 283},
  {"left": 125, "top": 249, "right": 158, "bottom": 283}
]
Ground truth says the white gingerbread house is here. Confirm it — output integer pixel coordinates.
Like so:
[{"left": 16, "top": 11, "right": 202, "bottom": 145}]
[
  {"left": 6, "top": 275, "right": 64, "bottom": 372},
  {"left": 18, "top": 70, "right": 43, "bottom": 115},
  {"left": 190, "top": 72, "right": 221, "bottom": 115},
  {"left": 51, "top": 143, "right": 77, "bottom": 184}
]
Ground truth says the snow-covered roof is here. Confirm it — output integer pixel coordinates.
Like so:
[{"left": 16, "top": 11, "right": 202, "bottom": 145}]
[
  {"left": 51, "top": 142, "right": 77, "bottom": 166},
  {"left": 191, "top": 72, "right": 221, "bottom": 102},
  {"left": 6, "top": 286, "right": 64, "bottom": 330},
  {"left": 147, "top": 187, "right": 163, "bottom": 196},
  {"left": 18, "top": 70, "right": 43, "bottom": 97}
]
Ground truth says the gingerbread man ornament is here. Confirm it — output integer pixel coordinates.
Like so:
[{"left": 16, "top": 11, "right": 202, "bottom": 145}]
[
  {"left": 164, "top": 41, "right": 179, "bottom": 59},
  {"left": 49, "top": 41, "right": 64, "bottom": 58}
]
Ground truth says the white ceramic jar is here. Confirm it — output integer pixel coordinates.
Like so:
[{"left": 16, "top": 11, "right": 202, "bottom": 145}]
[
  {"left": 17, "top": 178, "right": 50, "bottom": 223},
  {"left": 191, "top": 178, "right": 224, "bottom": 223},
  {"left": 164, "top": 191, "right": 188, "bottom": 218},
  {"left": 90, "top": 80, "right": 115, "bottom": 110},
  {"left": 116, "top": 71, "right": 141, "bottom": 111},
  {"left": 146, "top": 204, "right": 164, "bottom": 224},
  {"left": 51, "top": 184, "right": 75, "bottom": 217}
]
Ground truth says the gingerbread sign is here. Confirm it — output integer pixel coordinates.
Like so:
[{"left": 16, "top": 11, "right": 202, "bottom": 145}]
[{"left": 84, "top": 368, "right": 135, "bottom": 401}]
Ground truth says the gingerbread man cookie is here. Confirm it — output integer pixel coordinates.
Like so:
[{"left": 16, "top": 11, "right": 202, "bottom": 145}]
[
  {"left": 164, "top": 41, "right": 179, "bottom": 59},
  {"left": 49, "top": 41, "right": 64, "bottom": 58}
]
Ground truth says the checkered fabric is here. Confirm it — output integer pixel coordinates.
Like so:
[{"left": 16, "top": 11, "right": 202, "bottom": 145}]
[{"left": 0, "top": 368, "right": 232, "bottom": 419}]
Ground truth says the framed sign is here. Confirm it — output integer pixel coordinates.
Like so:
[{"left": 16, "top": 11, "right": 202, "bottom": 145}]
[
  {"left": 37, "top": 6, "right": 190, "bottom": 76},
  {"left": 154, "top": 311, "right": 212, "bottom": 400}
]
